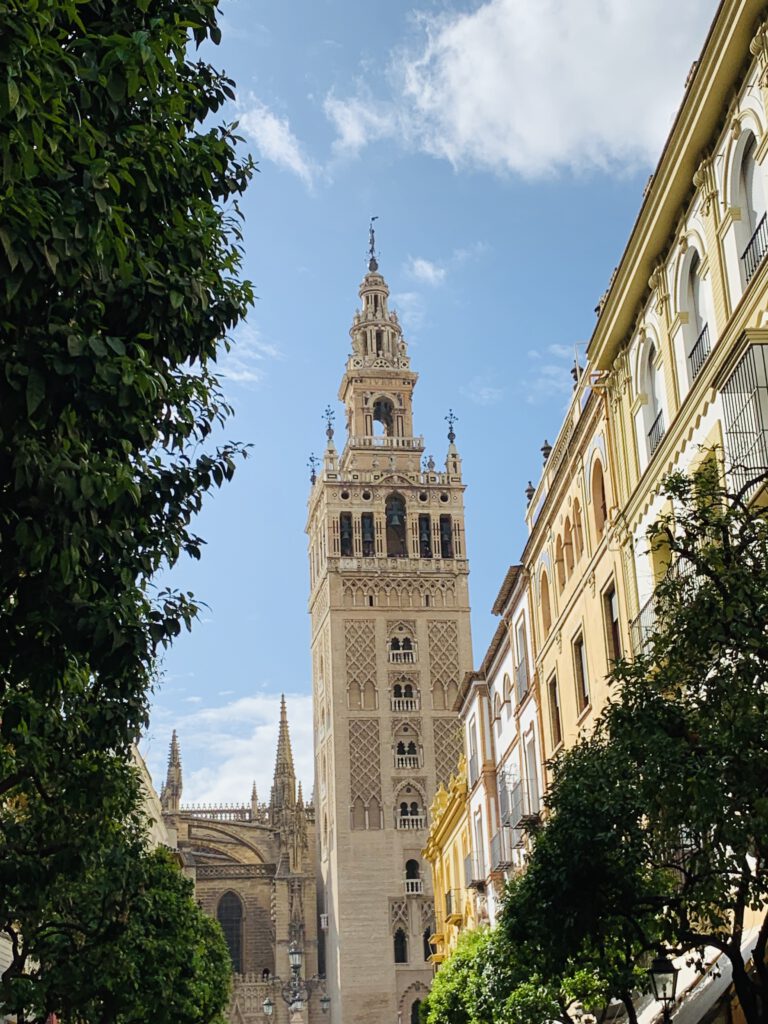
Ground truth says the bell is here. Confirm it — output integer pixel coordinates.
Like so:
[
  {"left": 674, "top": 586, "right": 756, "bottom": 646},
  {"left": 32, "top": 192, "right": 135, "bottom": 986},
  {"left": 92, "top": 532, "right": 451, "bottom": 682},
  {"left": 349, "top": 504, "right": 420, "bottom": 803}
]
[
  {"left": 387, "top": 501, "right": 404, "bottom": 527},
  {"left": 340, "top": 520, "right": 352, "bottom": 540}
]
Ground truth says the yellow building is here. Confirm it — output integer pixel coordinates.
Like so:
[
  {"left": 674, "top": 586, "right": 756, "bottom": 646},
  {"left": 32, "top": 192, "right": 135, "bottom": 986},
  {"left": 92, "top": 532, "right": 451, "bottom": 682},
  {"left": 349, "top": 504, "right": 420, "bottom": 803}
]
[{"left": 422, "top": 756, "right": 480, "bottom": 964}]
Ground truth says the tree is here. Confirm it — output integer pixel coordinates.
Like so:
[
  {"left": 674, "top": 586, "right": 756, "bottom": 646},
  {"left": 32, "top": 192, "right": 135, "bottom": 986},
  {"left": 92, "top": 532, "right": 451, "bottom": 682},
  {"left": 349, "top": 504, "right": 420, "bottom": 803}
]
[
  {"left": 421, "top": 928, "right": 494, "bottom": 1024},
  {"left": 6, "top": 811, "right": 231, "bottom": 1024},
  {"left": 0, "top": 0, "right": 252, "bottom": 1017}
]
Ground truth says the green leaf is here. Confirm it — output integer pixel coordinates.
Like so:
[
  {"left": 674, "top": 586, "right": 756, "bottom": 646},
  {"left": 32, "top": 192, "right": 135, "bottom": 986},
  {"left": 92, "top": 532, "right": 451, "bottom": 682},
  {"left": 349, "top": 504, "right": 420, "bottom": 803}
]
[{"left": 26, "top": 370, "right": 44, "bottom": 415}]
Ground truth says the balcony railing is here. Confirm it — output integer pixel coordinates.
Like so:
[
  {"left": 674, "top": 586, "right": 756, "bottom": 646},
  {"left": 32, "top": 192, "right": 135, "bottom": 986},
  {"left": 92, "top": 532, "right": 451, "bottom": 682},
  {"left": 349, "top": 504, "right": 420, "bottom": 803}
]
[
  {"left": 389, "top": 650, "right": 416, "bottom": 664},
  {"left": 647, "top": 408, "right": 666, "bottom": 457},
  {"left": 688, "top": 322, "right": 710, "bottom": 381},
  {"left": 630, "top": 593, "right": 657, "bottom": 655},
  {"left": 397, "top": 815, "right": 425, "bottom": 830},
  {"left": 405, "top": 878, "right": 424, "bottom": 896},
  {"left": 320, "top": 913, "right": 329, "bottom": 931},
  {"left": 395, "top": 754, "right": 419, "bottom": 769},
  {"left": 464, "top": 853, "right": 486, "bottom": 888},
  {"left": 490, "top": 829, "right": 513, "bottom": 871},
  {"left": 514, "top": 659, "right": 529, "bottom": 704},
  {"left": 468, "top": 752, "right": 479, "bottom": 788},
  {"left": 508, "top": 778, "right": 541, "bottom": 829},
  {"left": 722, "top": 344, "right": 768, "bottom": 495},
  {"left": 348, "top": 435, "right": 425, "bottom": 450},
  {"left": 742, "top": 211, "right": 768, "bottom": 284},
  {"left": 391, "top": 696, "right": 419, "bottom": 712},
  {"left": 445, "top": 889, "right": 462, "bottom": 923}
]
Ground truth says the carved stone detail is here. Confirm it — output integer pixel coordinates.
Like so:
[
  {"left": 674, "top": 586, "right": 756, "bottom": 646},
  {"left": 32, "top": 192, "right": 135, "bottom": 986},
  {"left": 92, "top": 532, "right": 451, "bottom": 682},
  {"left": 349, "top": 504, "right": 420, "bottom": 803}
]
[{"left": 433, "top": 718, "right": 463, "bottom": 787}]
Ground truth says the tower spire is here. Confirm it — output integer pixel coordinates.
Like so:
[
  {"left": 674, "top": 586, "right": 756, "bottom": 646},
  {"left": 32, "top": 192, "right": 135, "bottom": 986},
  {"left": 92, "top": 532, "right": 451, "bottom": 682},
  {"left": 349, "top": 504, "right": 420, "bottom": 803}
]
[
  {"left": 270, "top": 695, "right": 296, "bottom": 825},
  {"left": 368, "top": 215, "right": 379, "bottom": 272},
  {"left": 160, "top": 729, "right": 182, "bottom": 813}
]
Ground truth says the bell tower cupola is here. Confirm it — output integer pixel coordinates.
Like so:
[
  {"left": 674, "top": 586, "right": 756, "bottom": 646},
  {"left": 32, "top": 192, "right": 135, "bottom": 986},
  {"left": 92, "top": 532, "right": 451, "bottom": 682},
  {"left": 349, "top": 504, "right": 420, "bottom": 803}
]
[{"left": 339, "top": 220, "right": 421, "bottom": 476}]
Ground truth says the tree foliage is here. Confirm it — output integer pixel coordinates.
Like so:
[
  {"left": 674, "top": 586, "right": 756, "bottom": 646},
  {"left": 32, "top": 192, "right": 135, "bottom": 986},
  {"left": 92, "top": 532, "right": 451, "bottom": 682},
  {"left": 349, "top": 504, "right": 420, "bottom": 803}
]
[{"left": 0, "top": 0, "right": 252, "bottom": 1017}]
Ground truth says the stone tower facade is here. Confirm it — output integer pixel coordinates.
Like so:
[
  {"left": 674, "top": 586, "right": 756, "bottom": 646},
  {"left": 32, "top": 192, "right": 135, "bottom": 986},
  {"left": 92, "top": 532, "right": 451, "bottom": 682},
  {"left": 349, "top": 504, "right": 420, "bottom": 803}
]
[
  {"left": 161, "top": 699, "right": 322, "bottom": 1024},
  {"left": 306, "top": 243, "right": 473, "bottom": 1024}
]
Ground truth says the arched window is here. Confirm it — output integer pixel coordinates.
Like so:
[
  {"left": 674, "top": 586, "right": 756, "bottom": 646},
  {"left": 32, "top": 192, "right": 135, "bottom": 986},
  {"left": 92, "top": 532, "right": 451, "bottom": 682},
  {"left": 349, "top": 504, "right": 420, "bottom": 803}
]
[
  {"left": 407, "top": 740, "right": 417, "bottom": 755},
  {"left": 409, "top": 801, "right": 419, "bottom": 817},
  {"left": 418, "top": 514, "right": 433, "bottom": 558},
  {"left": 373, "top": 397, "right": 394, "bottom": 435},
  {"left": 399, "top": 802, "right": 409, "bottom": 818},
  {"left": 591, "top": 461, "right": 607, "bottom": 539},
  {"left": 339, "top": 512, "right": 353, "bottom": 556},
  {"left": 737, "top": 132, "right": 768, "bottom": 283},
  {"left": 412, "top": 999, "right": 422, "bottom": 1023},
  {"left": 403, "top": 682, "right": 413, "bottom": 698},
  {"left": 563, "top": 518, "right": 574, "bottom": 574},
  {"left": 423, "top": 929, "right": 433, "bottom": 961},
  {"left": 361, "top": 512, "right": 375, "bottom": 557},
  {"left": 394, "top": 928, "right": 408, "bottom": 963},
  {"left": 352, "top": 796, "right": 366, "bottom": 830},
  {"left": 540, "top": 570, "right": 552, "bottom": 635},
  {"left": 503, "top": 673, "right": 513, "bottom": 718},
  {"left": 397, "top": 741, "right": 406, "bottom": 755},
  {"left": 217, "top": 892, "right": 243, "bottom": 974},
  {"left": 573, "top": 499, "right": 584, "bottom": 559},
  {"left": 405, "top": 859, "right": 420, "bottom": 879},
  {"left": 393, "top": 682, "right": 403, "bottom": 698},
  {"left": 641, "top": 343, "right": 665, "bottom": 459},
  {"left": 439, "top": 515, "right": 454, "bottom": 558},
  {"left": 386, "top": 493, "right": 408, "bottom": 557},
  {"left": 493, "top": 692, "right": 502, "bottom": 735},
  {"left": 682, "top": 249, "right": 712, "bottom": 383},
  {"left": 555, "top": 535, "right": 566, "bottom": 590}
]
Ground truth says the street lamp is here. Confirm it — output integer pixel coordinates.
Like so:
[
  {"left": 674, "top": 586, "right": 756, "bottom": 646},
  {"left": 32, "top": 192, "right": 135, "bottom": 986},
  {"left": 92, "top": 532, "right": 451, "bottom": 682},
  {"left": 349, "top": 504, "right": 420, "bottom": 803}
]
[
  {"left": 261, "top": 944, "right": 330, "bottom": 1018},
  {"left": 650, "top": 955, "right": 679, "bottom": 1023}
]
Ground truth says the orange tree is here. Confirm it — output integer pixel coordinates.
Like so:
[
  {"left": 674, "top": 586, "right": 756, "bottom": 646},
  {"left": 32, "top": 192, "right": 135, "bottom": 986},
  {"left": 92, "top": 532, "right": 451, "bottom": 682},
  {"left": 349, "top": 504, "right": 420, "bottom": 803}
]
[{"left": 0, "top": 0, "right": 252, "bottom": 1016}]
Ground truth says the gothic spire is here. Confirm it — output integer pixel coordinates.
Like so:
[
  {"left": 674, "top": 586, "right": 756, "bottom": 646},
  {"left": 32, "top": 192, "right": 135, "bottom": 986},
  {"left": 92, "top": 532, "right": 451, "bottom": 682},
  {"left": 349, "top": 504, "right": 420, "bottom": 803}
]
[
  {"left": 160, "top": 729, "right": 182, "bottom": 813},
  {"left": 270, "top": 695, "right": 296, "bottom": 824}
]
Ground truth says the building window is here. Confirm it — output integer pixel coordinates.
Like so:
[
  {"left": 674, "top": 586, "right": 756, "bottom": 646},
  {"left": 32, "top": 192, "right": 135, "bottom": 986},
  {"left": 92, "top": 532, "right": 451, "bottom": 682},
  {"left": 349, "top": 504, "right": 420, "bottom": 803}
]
[
  {"left": 591, "top": 460, "right": 607, "bottom": 538},
  {"left": 722, "top": 344, "right": 768, "bottom": 494},
  {"left": 548, "top": 674, "right": 563, "bottom": 749},
  {"left": 422, "top": 930, "right": 432, "bottom": 961},
  {"left": 514, "top": 616, "right": 529, "bottom": 704},
  {"left": 503, "top": 672, "right": 513, "bottom": 718},
  {"left": 603, "top": 583, "right": 622, "bottom": 664},
  {"left": 572, "top": 498, "right": 584, "bottom": 559},
  {"left": 540, "top": 570, "right": 552, "bottom": 634},
  {"left": 573, "top": 632, "right": 590, "bottom": 714},
  {"left": 439, "top": 515, "right": 454, "bottom": 558},
  {"left": 468, "top": 717, "right": 479, "bottom": 787},
  {"left": 394, "top": 928, "right": 408, "bottom": 963},
  {"left": 563, "top": 517, "right": 574, "bottom": 574},
  {"left": 418, "top": 514, "right": 433, "bottom": 557},
  {"left": 555, "top": 534, "right": 566, "bottom": 590},
  {"left": 683, "top": 250, "right": 711, "bottom": 384},
  {"left": 361, "top": 512, "right": 375, "bottom": 557},
  {"left": 386, "top": 493, "right": 408, "bottom": 557},
  {"left": 493, "top": 692, "right": 502, "bottom": 735},
  {"left": 217, "top": 892, "right": 243, "bottom": 974},
  {"left": 339, "top": 512, "right": 353, "bottom": 556},
  {"left": 737, "top": 132, "right": 768, "bottom": 285},
  {"left": 644, "top": 344, "right": 666, "bottom": 459}
]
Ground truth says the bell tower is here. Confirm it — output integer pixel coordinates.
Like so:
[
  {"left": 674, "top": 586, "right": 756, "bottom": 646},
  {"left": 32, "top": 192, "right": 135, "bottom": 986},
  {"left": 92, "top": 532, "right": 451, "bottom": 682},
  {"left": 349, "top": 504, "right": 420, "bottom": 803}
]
[{"left": 307, "top": 228, "right": 473, "bottom": 1024}]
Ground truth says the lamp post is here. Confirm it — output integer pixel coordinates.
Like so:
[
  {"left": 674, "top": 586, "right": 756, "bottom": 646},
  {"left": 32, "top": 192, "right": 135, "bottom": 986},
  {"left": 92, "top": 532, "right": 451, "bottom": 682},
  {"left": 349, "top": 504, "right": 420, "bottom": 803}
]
[
  {"left": 650, "top": 955, "right": 680, "bottom": 1024},
  {"left": 261, "top": 944, "right": 330, "bottom": 1020}
]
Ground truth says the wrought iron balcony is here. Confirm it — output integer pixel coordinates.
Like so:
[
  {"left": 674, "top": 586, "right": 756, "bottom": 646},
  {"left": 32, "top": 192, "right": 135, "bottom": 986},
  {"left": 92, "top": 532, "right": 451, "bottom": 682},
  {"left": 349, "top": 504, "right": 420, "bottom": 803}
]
[
  {"left": 405, "top": 878, "right": 424, "bottom": 895},
  {"left": 507, "top": 778, "right": 541, "bottom": 829},
  {"left": 490, "top": 829, "right": 513, "bottom": 872},
  {"left": 742, "top": 212, "right": 768, "bottom": 284},
  {"left": 464, "top": 853, "right": 486, "bottom": 888},
  {"left": 468, "top": 752, "right": 479, "bottom": 788},
  {"left": 722, "top": 344, "right": 768, "bottom": 495},
  {"left": 514, "top": 659, "right": 529, "bottom": 704},
  {"left": 647, "top": 409, "right": 666, "bottom": 457},
  {"left": 630, "top": 593, "right": 657, "bottom": 655},
  {"left": 688, "top": 322, "right": 710, "bottom": 381},
  {"left": 444, "top": 889, "right": 462, "bottom": 924}
]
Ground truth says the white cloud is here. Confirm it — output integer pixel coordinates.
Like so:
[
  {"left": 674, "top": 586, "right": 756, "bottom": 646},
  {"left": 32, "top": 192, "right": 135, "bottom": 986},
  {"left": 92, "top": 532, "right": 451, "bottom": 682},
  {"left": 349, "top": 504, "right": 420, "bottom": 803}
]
[
  {"left": 326, "top": 0, "right": 717, "bottom": 177},
  {"left": 324, "top": 93, "right": 399, "bottom": 158},
  {"left": 460, "top": 376, "right": 504, "bottom": 406},
  {"left": 239, "top": 100, "right": 315, "bottom": 186},
  {"left": 143, "top": 692, "right": 314, "bottom": 806},
  {"left": 521, "top": 342, "right": 586, "bottom": 404},
  {"left": 219, "top": 322, "right": 282, "bottom": 388},
  {"left": 390, "top": 290, "right": 426, "bottom": 332},
  {"left": 405, "top": 255, "right": 446, "bottom": 286}
]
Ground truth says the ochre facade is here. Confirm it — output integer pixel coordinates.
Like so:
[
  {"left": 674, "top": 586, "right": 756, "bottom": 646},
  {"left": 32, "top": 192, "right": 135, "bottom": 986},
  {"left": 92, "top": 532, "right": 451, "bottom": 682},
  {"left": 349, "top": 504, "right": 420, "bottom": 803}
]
[{"left": 306, "top": 248, "right": 474, "bottom": 1024}]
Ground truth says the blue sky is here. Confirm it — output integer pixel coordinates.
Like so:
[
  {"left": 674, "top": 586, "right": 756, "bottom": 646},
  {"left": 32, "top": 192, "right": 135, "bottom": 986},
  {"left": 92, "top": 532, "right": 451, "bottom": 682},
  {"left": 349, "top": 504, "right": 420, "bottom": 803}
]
[{"left": 142, "top": 0, "right": 720, "bottom": 804}]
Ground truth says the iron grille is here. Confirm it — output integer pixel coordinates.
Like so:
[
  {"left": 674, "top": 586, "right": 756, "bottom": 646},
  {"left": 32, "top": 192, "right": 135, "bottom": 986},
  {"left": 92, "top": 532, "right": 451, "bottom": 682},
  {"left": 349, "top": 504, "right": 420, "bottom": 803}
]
[
  {"left": 688, "top": 323, "right": 710, "bottom": 381},
  {"left": 742, "top": 212, "right": 768, "bottom": 284},
  {"left": 217, "top": 892, "right": 243, "bottom": 973},
  {"left": 647, "top": 409, "right": 665, "bottom": 457},
  {"left": 722, "top": 344, "right": 768, "bottom": 494}
]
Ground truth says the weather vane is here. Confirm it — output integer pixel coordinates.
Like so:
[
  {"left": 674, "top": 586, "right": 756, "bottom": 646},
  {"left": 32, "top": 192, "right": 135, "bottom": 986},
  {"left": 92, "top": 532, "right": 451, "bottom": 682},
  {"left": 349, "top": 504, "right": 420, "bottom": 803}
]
[
  {"left": 445, "top": 409, "right": 458, "bottom": 444},
  {"left": 308, "top": 453, "right": 319, "bottom": 484},
  {"left": 323, "top": 405, "right": 335, "bottom": 441},
  {"left": 368, "top": 216, "right": 379, "bottom": 271}
]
